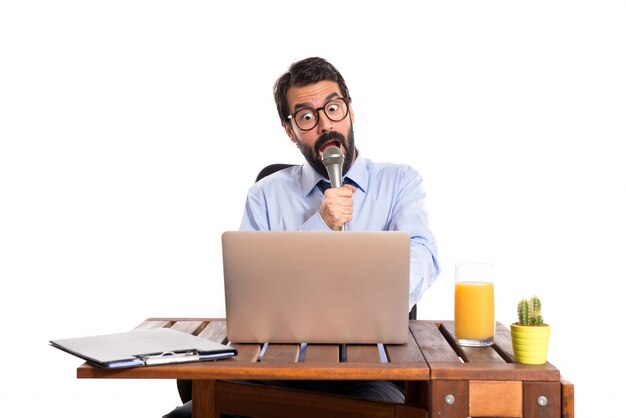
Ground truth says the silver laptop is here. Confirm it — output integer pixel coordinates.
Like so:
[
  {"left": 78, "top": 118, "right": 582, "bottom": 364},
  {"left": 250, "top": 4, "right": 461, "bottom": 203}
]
[{"left": 222, "top": 231, "right": 410, "bottom": 344}]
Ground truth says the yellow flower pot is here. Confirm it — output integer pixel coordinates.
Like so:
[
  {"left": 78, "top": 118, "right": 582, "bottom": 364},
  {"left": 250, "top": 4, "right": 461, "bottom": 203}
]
[{"left": 510, "top": 324, "right": 551, "bottom": 365}]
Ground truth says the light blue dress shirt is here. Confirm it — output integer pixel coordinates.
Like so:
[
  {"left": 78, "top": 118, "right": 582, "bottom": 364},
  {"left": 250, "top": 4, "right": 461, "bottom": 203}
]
[{"left": 240, "top": 152, "right": 440, "bottom": 310}]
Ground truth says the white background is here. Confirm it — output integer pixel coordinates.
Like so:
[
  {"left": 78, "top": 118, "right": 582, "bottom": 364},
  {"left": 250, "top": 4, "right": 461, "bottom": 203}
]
[{"left": 1, "top": 1, "right": 624, "bottom": 416}]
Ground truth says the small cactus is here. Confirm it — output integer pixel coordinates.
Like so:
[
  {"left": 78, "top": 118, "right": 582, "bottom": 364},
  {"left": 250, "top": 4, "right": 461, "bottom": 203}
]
[{"left": 517, "top": 295, "right": 545, "bottom": 325}]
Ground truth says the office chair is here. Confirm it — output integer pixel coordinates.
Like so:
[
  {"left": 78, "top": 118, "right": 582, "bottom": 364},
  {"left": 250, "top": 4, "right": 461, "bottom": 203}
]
[{"left": 255, "top": 163, "right": 296, "bottom": 182}]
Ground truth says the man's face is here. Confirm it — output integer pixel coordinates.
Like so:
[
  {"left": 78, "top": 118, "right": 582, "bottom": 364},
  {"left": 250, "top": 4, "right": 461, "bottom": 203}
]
[{"left": 284, "top": 80, "right": 356, "bottom": 178}]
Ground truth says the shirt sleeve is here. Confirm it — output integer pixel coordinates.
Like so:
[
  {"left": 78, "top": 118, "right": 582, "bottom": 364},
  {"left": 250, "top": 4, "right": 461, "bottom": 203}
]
[
  {"left": 239, "top": 186, "right": 270, "bottom": 231},
  {"left": 388, "top": 167, "right": 440, "bottom": 309},
  {"left": 239, "top": 179, "right": 332, "bottom": 232},
  {"left": 239, "top": 187, "right": 331, "bottom": 231},
  {"left": 299, "top": 211, "right": 333, "bottom": 231}
]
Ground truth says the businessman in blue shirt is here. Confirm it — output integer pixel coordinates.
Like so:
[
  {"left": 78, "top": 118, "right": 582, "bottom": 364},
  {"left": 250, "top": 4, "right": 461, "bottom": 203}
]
[
  {"left": 242, "top": 57, "right": 439, "bottom": 311},
  {"left": 163, "top": 56, "right": 439, "bottom": 418}
]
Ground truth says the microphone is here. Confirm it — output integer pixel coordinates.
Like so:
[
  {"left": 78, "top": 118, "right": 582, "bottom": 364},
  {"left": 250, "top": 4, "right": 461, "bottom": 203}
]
[
  {"left": 322, "top": 145, "right": 344, "bottom": 189},
  {"left": 322, "top": 145, "right": 346, "bottom": 231}
]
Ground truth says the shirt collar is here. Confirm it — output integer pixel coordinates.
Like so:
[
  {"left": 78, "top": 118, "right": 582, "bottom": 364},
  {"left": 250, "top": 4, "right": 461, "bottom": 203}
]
[
  {"left": 345, "top": 152, "right": 368, "bottom": 192},
  {"left": 301, "top": 150, "right": 368, "bottom": 197}
]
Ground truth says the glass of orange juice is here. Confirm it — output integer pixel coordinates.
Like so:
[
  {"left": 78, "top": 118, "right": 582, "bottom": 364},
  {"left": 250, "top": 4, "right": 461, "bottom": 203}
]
[{"left": 454, "top": 263, "right": 494, "bottom": 347}]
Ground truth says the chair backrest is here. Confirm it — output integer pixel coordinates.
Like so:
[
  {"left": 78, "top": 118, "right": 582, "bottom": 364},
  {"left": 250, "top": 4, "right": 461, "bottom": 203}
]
[{"left": 256, "top": 163, "right": 296, "bottom": 182}]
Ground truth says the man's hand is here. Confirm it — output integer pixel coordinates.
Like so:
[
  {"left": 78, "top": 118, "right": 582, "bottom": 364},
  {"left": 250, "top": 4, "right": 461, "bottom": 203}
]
[{"left": 319, "top": 184, "right": 357, "bottom": 231}]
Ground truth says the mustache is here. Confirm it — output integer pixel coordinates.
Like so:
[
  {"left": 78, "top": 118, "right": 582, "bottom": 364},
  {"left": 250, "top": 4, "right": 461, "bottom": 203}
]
[{"left": 314, "top": 131, "right": 346, "bottom": 154}]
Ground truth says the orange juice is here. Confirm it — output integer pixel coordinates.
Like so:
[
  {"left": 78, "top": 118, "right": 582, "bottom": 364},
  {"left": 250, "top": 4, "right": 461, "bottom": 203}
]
[{"left": 454, "top": 281, "right": 494, "bottom": 344}]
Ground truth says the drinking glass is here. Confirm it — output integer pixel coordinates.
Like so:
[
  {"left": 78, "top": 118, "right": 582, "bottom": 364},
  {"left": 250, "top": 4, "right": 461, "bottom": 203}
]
[{"left": 454, "top": 263, "right": 494, "bottom": 347}]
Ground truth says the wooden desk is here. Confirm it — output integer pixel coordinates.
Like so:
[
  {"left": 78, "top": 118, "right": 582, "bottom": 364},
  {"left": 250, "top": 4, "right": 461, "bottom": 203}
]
[{"left": 77, "top": 319, "right": 574, "bottom": 418}]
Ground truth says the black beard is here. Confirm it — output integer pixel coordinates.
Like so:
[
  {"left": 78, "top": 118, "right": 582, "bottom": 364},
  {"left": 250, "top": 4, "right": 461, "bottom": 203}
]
[{"left": 297, "top": 125, "right": 356, "bottom": 179}]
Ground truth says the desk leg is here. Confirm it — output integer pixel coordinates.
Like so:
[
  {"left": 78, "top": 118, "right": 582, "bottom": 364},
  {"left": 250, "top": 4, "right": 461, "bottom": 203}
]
[
  {"left": 404, "top": 381, "right": 428, "bottom": 408},
  {"left": 561, "top": 378, "right": 575, "bottom": 418},
  {"left": 192, "top": 380, "right": 216, "bottom": 418}
]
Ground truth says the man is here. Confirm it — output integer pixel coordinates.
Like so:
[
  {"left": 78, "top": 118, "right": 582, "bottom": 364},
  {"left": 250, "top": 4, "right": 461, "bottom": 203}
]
[
  {"left": 242, "top": 57, "right": 438, "bottom": 310},
  {"left": 163, "top": 57, "right": 439, "bottom": 418}
]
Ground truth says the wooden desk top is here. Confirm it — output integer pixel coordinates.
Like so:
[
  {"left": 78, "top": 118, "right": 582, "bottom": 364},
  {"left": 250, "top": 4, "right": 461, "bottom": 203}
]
[{"left": 77, "top": 319, "right": 561, "bottom": 382}]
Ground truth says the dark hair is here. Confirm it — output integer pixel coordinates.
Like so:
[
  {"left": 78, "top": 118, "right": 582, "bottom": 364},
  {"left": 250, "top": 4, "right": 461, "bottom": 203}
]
[{"left": 273, "top": 57, "right": 351, "bottom": 125}]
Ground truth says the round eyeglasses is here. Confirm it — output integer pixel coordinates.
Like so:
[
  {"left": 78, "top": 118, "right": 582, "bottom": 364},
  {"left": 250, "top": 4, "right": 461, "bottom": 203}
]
[{"left": 287, "top": 97, "right": 350, "bottom": 131}]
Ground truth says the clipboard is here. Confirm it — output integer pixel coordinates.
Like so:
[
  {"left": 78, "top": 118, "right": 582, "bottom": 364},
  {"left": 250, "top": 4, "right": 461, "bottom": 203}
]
[{"left": 50, "top": 328, "right": 237, "bottom": 368}]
